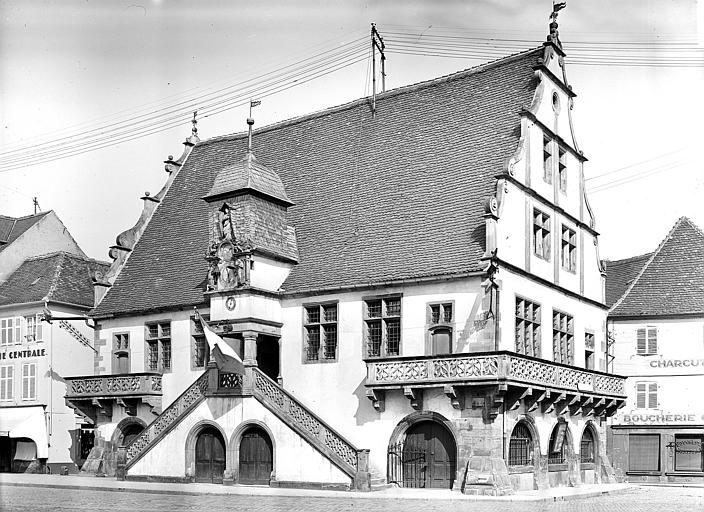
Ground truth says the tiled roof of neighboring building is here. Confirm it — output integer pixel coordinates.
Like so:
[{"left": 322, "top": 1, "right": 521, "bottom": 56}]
[
  {"left": 609, "top": 217, "right": 704, "bottom": 317},
  {"left": 0, "top": 211, "right": 51, "bottom": 252},
  {"left": 94, "top": 47, "right": 545, "bottom": 318},
  {"left": 602, "top": 253, "right": 652, "bottom": 307},
  {"left": 0, "top": 252, "right": 110, "bottom": 308}
]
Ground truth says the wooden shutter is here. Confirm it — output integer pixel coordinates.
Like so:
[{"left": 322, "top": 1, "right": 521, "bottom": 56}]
[
  {"left": 628, "top": 434, "right": 660, "bottom": 472},
  {"left": 636, "top": 328, "right": 646, "bottom": 355},
  {"left": 647, "top": 327, "right": 657, "bottom": 354},
  {"left": 636, "top": 383, "right": 646, "bottom": 409},
  {"left": 648, "top": 383, "right": 658, "bottom": 409}
]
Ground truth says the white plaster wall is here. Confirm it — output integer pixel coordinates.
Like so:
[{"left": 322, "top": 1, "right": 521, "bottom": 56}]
[
  {"left": 128, "top": 395, "right": 349, "bottom": 484},
  {"left": 611, "top": 317, "right": 704, "bottom": 427},
  {"left": 249, "top": 256, "right": 292, "bottom": 291},
  {"left": 498, "top": 268, "right": 607, "bottom": 370},
  {"left": 0, "top": 212, "right": 85, "bottom": 282},
  {"left": 210, "top": 292, "right": 281, "bottom": 325}
]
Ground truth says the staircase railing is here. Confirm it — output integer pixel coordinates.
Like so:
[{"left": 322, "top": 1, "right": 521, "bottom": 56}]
[
  {"left": 250, "top": 367, "right": 369, "bottom": 489},
  {"left": 124, "top": 371, "right": 209, "bottom": 469}
]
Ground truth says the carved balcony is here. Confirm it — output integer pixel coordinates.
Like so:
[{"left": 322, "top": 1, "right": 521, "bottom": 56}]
[
  {"left": 364, "top": 351, "right": 626, "bottom": 419},
  {"left": 65, "top": 373, "right": 163, "bottom": 421}
]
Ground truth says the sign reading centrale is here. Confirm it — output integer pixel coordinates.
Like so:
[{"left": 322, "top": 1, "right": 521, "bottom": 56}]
[{"left": 0, "top": 348, "right": 46, "bottom": 360}]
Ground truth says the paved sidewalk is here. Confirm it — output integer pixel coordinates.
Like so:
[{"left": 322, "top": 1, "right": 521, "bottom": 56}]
[{"left": 0, "top": 473, "right": 635, "bottom": 502}]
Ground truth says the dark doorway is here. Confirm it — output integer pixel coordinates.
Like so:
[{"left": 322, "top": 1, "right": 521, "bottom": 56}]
[
  {"left": 239, "top": 426, "right": 273, "bottom": 485},
  {"left": 256, "top": 336, "right": 280, "bottom": 383},
  {"left": 120, "top": 423, "right": 144, "bottom": 447},
  {"left": 0, "top": 436, "right": 11, "bottom": 472},
  {"left": 401, "top": 420, "right": 456, "bottom": 489},
  {"left": 195, "top": 427, "right": 226, "bottom": 484}
]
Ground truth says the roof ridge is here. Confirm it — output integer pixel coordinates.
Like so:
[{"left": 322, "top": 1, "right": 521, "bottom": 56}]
[
  {"left": 603, "top": 252, "right": 653, "bottom": 265},
  {"left": 199, "top": 47, "right": 544, "bottom": 148},
  {"left": 24, "top": 250, "right": 86, "bottom": 263},
  {"left": 43, "top": 252, "right": 67, "bottom": 302},
  {"left": 609, "top": 217, "right": 688, "bottom": 313},
  {"left": 1, "top": 210, "right": 51, "bottom": 221}
]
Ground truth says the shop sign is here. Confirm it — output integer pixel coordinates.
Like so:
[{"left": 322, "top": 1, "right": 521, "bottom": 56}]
[
  {"left": 618, "top": 412, "right": 704, "bottom": 425},
  {"left": 0, "top": 348, "right": 47, "bottom": 360},
  {"left": 649, "top": 358, "right": 704, "bottom": 368}
]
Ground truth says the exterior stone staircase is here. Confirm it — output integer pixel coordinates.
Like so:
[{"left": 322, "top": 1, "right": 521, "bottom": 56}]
[{"left": 122, "top": 365, "right": 370, "bottom": 490}]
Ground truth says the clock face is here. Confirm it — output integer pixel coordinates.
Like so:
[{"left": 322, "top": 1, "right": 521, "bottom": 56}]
[{"left": 225, "top": 297, "right": 236, "bottom": 311}]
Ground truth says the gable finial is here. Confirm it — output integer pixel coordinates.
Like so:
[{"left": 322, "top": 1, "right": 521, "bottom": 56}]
[
  {"left": 548, "top": 1, "right": 566, "bottom": 46},
  {"left": 247, "top": 99, "right": 261, "bottom": 153},
  {"left": 191, "top": 110, "right": 198, "bottom": 138}
]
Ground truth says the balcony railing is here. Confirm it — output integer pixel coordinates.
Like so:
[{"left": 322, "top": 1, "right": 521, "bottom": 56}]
[
  {"left": 365, "top": 351, "right": 625, "bottom": 397},
  {"left": 65, "top": 372, "right": 163, "bottom": 399}
]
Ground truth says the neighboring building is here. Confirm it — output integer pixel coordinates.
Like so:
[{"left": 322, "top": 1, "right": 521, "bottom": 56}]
[
  {"left": 68, "top": 19, "right": 626, "bottom": 492},
  {"left": 606, "top": 217, "right": 704, "bottom": 483},
  {"left": 0, "top": 211, "right": 85, "bottom": 283},
  {"left": 0, "top": 252, "right": 109, "bottom": 473}
]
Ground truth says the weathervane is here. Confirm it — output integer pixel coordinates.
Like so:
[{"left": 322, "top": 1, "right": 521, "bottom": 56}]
[
  {"left": 550, "top": 1, "right": 567, "bottom": 21},
  {"left": 191, "top": 110, "right": 198, "bottom": 137}
]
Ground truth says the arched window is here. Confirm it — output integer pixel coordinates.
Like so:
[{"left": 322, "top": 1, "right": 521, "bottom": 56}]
[
  {"left": 548, "top": 422, "right": 569, "bottom": 464},
  {"left": 580, "top": 427, "right": 595, "bottom": 463},
  {"left": 508, "top": 422, "right": 533, "bottom": 466}
]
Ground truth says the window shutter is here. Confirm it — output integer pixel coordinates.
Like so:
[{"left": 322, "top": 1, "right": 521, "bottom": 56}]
[
  {"left": 544, "top": 228, "right": 552, "bottom": 259},
  {"left": 647, "top": 327, "right": 657, "bottom": 354},
  {"left": 648, "top": 383, "right": 658, "bottom": 409},
  {"left": 636, "top": 383, "right": 646, "bottom": 409},
  {"left": 636, "top": 328, "right": 646, "bottom": 355}
]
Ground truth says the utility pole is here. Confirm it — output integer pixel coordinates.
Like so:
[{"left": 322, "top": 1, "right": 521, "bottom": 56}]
[{"left": 371, "top": 23, "right": 386, "bottom": 117}]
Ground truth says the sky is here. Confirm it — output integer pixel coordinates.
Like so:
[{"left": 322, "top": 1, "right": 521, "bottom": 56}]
[{"left": 1, "top": 0, "right": 703, "bottom": 263}]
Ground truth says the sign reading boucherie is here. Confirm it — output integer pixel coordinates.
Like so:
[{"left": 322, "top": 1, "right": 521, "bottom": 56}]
[
  {"left": 617, "top": 412, "right": 704, "bottom": 424},
  {"left": 0, "top": 348, "right": 47, "bottom": 360}
]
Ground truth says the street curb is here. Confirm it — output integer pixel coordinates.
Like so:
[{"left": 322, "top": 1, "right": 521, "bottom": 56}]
[{"left": 0, "top": 480, "right": 639, "bottom": 502}]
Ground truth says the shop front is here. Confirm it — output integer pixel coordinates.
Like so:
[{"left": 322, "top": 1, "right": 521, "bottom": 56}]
[{"left": 0, "top": 405, "right": 49, "bottom": 473}]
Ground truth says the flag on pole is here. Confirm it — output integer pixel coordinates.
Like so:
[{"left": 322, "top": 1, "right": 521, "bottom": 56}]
[
  {"left": 198, "top": 314, "right": 245, "bottom": 374},
  {"left": 250, "top": 100, "right": 261, "bottom": 107},
  {"left": 553, "top": 2, "right": 567, "bottom": 12}
]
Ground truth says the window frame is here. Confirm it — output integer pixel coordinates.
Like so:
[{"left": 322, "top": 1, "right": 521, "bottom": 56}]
[
  {"left": 558, "top": 146, "right": 567, "bottom": 192},
  {"left": 144, "top": 321, "right": 172, "bottom": 373},
  {"left": 580, "top": 427, "right": 596, "bottom": 464},
  {"left": 543, "top": 135, "right": 553, "bottom": 184},
  {"left": 191, "top": 314, "right": 211, "bottom": 370},
  {"left": 515, "top": 296, "right": 541, "bottom": 358},
  {"left": 628, "top": 433, "right": 661, "bottom": 473},
  {"left": 533, "top": 208, "right": 551, "bottom": 261},
  {"left": 636, "top": 326, "right": 657, "bottom": 356},
  {"left": 560, "top": 224, "right": 577, "bottom": 273},
  {"left": 584, "top": 330, "right": 595, "bottom": 370},
  {"left": 548, "top": 421, "right": 570, "bottom": 467},
  {"left": 552, "top": 309, "right": 574, "bottom": 365},
  {"left": 363, "top": 295, "right": 402, "bottom": 358},
  {"left": 0, "top": 364, "right": 14, "bottom": 401},
  {"left": 24, "top": 315, "right": 44, "bottom": 343},
  {"left": 635, "top": 381, "right": 658, "bottom": 409},
  {"left": 508, "top": 421, "right": 534, "bottom": 467},
  {"left": 1, "top": 317, "right": 22, "bottom": 346},
  {"left": 21, "top": 362, "right": 37, "bottom": 401},
  {"left": 112, "top": 332, "right": 130, "bottom": 374},
  {"left": 673, "top": 434, "right": 704, "bottom": 473},
  {"left": 425, "top": 301, "right": 455, "bottom": 355},
  {"left": 302, "top": 302, "right": 339, "bottom": 363}
]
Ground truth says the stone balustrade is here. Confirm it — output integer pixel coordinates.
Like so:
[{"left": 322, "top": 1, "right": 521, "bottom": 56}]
[
  {"left": 366, "top": 351, "right": 625, "bottom": 397},
  {"left": 65, "top": 372, "right": 163, "bottom": 399}
]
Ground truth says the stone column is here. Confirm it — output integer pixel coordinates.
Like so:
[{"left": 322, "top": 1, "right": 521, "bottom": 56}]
[
  {"left": 243, "top": 331, "right": 258, "bottom": 367},
  {"left": 115, "top": 446, "right": 126, "bottom": 481}
]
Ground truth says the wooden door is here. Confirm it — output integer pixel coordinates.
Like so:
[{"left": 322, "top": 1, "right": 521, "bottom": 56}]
[
  {"left": 195, "top": 428, "right": 225, "bottom": 484},
  {"left": 402, "top": 421, "right": 456, "bottom": 488},
  {"left": 239, "top": 427, "right": 273, "bottom": 485}
]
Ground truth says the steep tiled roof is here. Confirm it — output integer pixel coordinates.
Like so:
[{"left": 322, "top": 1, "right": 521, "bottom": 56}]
[
  {"left": 0, "top": 252, "right": 110, "bottom": 307},
  {"left": 602, "top": 253, "right": 652, "bottom": 307},
  {"left": 610, "top": 217, "right": 704, "bottom": 317},
  {"left": 206, "top": 152, "right": 293, "bottom": 205},
  {"left": 94, "top": 48, "right": 544, "bottom": 318},
  {"left": 0, "top": 211, "right": 51, "bottom": 251}
]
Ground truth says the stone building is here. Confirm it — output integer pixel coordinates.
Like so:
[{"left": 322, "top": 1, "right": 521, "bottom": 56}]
[
  {"left": 0, "top": 251, "right": 108, "bottom": 473},
  {"left": 68, "top": 20, "right": 626, "bottom": 492},
  {"left": 606, "top": 217, "right": 704, "bottom": 483}
]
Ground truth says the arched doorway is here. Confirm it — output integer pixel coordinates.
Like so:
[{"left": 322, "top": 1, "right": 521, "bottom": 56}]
[
  {"left": 400, "top": 420, "right": 456, "bottom": 489},
  {"left": 195, "top": 427, "right": 226, "bottom": 484},
  {"left": 238, "top": 426, "right": 273, "bottom": 485},
  {"left": 120, "top": 423, "right": 144, "bottom": 447}
]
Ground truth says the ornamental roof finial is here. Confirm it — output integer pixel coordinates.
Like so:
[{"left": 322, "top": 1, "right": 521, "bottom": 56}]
[
  {"left": 247, "top": 99, "right": 261, "bottom": 153},
  {"left": 548, "top": 1, "right": 566, "bottom": 47}
]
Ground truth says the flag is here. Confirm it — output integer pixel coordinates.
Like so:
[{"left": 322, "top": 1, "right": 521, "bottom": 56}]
[
  {"left": 250, "top": 100, "right": 261, "bottom": 107},
  {"left": 553, "top": 1, "right": 566, "bottom": 11},
  {"left": 198, "top": 315, "right": 245, "bottom": 375}
]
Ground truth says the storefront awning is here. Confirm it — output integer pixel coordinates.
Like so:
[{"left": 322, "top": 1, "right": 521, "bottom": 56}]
[{"left": 0, "top": 406, "right": 49, "bottom": 458}]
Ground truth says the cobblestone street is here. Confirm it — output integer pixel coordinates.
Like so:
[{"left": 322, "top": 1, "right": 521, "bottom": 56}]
[{"left": 1, "top": 485, "right": 703, "bottom": 512}]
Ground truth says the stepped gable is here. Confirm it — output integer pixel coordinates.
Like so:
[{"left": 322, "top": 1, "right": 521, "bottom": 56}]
[
  {"left": 94, "top": 47, "right": 544, "bottom": 318},
  {"left": 0, "top": 211, "right": 51, "bottom": 251},
  {"left": 0, "top": 252, "right": 110, "bottom": 307},
  {"left": 602, "top": 252, "right": 652, "bottom": 307},
  {"left": 610, "top": 217, "right": 704, "bottom": 317}
]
